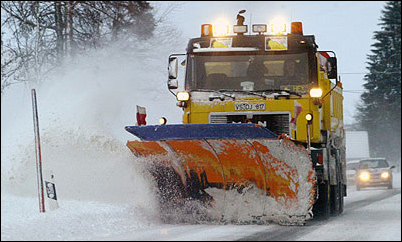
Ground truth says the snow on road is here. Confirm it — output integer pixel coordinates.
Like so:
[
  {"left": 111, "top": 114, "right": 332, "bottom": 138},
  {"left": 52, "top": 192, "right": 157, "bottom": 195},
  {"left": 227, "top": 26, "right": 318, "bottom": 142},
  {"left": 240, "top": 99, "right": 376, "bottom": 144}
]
[
  {"left": 2, "top": 172, "right": 400, "bottom": 241},
  {"left": 297, "top": 185, "right": 401, "bottom": 241}
]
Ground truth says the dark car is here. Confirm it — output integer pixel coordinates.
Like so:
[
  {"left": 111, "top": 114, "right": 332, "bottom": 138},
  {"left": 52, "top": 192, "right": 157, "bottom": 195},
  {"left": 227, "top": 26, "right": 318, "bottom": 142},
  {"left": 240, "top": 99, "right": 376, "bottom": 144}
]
[{"left": 355, "top": 158, "right": 395, "bottom": 191}]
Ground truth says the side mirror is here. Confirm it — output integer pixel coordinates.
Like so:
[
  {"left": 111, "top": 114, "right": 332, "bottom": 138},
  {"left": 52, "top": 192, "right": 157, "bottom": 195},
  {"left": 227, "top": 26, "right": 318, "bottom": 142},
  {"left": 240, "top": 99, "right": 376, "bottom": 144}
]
[
  {"left": 167, "top": 79, "right": 178, "bottom": 90},
  {"left": 327, "top": 57, "right": 337, "bottom": 79},
  {"left": 390, "top": 165, "right": 396, "bottom": 169},
  {"left": 168, "top": 57, "right": 178, "bottom": 80}
]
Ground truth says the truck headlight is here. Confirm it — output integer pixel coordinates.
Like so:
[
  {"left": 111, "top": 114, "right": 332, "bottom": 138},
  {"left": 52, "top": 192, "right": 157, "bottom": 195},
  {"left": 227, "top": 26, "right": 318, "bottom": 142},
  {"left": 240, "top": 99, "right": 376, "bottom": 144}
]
[
  {"left": 159, "top": 117, "right": 167, "bottom": 125},
  {"left": 252, "top": 24, "right": 267, "bottom": 34},
  {"left": 309, "top": 88, "right": 323, "bottom": 98},
  {"left": 234, "top": 25, "right": 248, "bottom": 34},
  {"left": 176, "top": 91, "right": 190, "bottom": 101},
  {"left": 305, "top": 113, "right": 313, "bottom": 122},
  {"left": 381, "top": 171, "right": 390, "bottom": 179},
  {"left": 359, "top": 171, "right": 370, "bottom": 182}
]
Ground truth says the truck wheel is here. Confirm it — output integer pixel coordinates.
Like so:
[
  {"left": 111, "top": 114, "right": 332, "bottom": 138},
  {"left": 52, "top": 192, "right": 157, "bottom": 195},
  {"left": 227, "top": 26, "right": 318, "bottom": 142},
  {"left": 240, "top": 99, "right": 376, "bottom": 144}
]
[
  {"left": 388, "top": 182, "right": 393, "bottom": 189},
  {"left": 313, "top": 181, "right": 330, "bottom": 220}
]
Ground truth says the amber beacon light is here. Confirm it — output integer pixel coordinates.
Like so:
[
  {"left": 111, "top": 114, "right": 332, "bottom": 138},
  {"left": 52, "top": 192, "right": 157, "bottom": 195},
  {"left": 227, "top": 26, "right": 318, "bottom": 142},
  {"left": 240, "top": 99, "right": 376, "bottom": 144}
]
[
  {"left": 291, "top": 22, "right": 303, "bottom": 35},
  {"left": 201, "top": 24, "right": 213, "bottom": 37}
]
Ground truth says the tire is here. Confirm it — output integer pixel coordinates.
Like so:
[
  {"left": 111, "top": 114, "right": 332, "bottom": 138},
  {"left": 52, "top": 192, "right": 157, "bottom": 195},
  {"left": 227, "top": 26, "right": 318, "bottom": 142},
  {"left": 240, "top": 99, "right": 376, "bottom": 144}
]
[
  {"left": 313, "top": 181, "right": 331, "bottom": 220},
  {"left": 356, "top": 183, "right": 361, "bottom": 191},
  {"left": 388, "top": 182, "right": 393, "bottom": 189}
]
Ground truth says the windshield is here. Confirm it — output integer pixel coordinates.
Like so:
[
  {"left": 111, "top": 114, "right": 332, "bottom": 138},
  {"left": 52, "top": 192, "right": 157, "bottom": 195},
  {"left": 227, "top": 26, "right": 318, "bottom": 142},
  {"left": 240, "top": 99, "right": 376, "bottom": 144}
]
[
  {"left": 359, "top": 159, "right": 389, "bottom": 169},
  {"left": 186, "top": 52, "right": 313, "bottom": 93}
]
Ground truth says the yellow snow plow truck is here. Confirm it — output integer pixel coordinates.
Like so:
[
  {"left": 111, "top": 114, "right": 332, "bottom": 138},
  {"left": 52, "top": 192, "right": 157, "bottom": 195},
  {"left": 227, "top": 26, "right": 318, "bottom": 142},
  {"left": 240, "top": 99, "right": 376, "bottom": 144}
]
[{"left": 125, "top": 11, "right": 346, "bottom": 225}]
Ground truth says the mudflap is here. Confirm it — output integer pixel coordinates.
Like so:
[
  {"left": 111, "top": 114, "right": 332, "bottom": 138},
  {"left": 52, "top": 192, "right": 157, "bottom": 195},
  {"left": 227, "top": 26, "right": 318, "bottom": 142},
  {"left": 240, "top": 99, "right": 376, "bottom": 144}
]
[
  {"left": 312, "top": 181, "right": 331, "bottom": 220},
  {"left": 126, "top": 124, "right": 316, "bottom": 225}
]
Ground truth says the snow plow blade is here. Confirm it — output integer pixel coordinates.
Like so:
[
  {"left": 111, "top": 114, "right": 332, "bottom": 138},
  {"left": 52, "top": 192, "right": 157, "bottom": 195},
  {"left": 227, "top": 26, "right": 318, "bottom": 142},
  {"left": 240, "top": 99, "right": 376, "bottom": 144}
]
[{"left": 125, "top": 124, "right": 316, "bottom": 225}]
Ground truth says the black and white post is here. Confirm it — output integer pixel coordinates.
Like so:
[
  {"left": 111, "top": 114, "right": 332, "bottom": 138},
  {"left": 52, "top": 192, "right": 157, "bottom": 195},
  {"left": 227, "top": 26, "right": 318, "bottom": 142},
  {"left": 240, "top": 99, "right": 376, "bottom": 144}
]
[{"left": 32, "top": 89, "right": 45, "bottom": 213}]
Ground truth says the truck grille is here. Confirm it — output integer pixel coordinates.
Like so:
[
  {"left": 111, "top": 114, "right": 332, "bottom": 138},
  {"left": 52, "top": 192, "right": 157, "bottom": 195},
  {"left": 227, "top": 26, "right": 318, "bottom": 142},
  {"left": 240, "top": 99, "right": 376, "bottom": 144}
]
[
  {"left": 210, "top": 113, "right": 290, "bottom": 136},
  {"left": 210, "top": 115, "right": 228, "bottom": 123}
]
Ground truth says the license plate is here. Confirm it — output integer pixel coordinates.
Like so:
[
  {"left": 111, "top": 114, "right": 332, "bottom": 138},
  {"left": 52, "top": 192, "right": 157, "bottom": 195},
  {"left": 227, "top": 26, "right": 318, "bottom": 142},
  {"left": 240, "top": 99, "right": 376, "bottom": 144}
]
[{"left": 234, "top": 103, "right": 265, "bottom": 111}]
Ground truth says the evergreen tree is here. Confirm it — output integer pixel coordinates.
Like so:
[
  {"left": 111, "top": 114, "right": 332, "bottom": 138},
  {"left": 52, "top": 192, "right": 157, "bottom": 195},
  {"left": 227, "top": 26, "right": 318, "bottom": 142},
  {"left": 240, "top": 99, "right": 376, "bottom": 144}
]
[{"left": 356, "top": 1, "right": 401, "bottom": 165}]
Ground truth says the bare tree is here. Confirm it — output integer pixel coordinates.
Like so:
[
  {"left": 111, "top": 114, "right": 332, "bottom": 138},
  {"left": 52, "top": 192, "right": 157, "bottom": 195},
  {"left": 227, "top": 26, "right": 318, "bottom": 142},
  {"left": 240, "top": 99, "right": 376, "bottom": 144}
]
[{"left": 1, "top": 1, "right": 178, "bottom": 95}]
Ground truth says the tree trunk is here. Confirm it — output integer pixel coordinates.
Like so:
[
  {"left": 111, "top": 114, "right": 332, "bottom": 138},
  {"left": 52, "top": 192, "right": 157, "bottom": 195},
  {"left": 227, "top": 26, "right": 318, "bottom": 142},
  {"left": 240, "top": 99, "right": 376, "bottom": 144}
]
[
  {"left": 65, "top": 1, "right": 75, "bottom": 56},
  {"left": 54, "top": 1, "right": 64, "bottom": 61}
]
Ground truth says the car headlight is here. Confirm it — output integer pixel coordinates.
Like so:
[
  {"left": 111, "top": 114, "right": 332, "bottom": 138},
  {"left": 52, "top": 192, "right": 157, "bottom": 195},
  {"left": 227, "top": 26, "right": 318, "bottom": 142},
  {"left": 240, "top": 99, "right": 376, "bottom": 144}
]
[
  {"left": 381, "top": 171, "right": 390, "bottom": 179},
  {"left": 359, "top": 171, "right": 370, "bottom": 182}
]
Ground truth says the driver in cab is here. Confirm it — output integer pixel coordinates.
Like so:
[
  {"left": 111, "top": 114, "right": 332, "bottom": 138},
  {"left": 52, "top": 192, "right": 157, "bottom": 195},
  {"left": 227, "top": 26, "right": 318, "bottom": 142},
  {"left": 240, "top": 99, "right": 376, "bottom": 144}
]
[
  {"left": 247, "top": 57, "right": 267, "bottom": 81},
  {"left": 282, "top": 60, "right": 307, "bottom": 88},
  {"left": 246, "top": 57, "right": 267, "bottom": 90}
]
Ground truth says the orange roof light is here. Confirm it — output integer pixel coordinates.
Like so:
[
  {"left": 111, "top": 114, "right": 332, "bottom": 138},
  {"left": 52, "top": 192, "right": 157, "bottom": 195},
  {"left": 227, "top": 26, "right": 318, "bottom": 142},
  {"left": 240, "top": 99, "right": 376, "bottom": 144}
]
[
  {"left": 201, "top": 24, "right": 213, "bottom": 37},
  {"left": 291, "top": 22, "right": 303, "bottom": 35}
]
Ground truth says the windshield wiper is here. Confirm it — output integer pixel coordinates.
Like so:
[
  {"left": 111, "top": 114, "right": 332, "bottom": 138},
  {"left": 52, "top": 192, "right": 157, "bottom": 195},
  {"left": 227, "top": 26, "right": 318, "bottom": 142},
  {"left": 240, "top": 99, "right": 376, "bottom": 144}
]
[
  {"left": 256, "top": 89, "right": 302, "bottom": 98},
  {"left": 193, "top": 88, "right": 301, "bottom": 100},
  {"left": 245, "top": 91, "right": 267, "bottom": 98},
  {"left": 218, "top": 89, "right": 268, "bottom": 99},
  {"left": 193, "top": 89, "right": 235, "bottom": 101}
]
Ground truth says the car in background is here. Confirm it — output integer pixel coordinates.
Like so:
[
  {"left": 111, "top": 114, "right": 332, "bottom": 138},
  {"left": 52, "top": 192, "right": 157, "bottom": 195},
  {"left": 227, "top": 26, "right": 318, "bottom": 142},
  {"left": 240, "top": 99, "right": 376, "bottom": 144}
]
[
  {"left": 355, "top": 158, "right": 395, "bottom": 191},
  {"left": 346, "top": 160, "right": 360, "bottom": 185}
]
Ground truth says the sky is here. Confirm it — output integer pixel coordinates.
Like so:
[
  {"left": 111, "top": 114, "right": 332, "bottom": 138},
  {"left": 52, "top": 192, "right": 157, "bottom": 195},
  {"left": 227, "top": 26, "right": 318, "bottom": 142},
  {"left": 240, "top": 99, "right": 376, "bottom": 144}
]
[{"left": 153, "top": 1, "right": 387, "bottom": 125}]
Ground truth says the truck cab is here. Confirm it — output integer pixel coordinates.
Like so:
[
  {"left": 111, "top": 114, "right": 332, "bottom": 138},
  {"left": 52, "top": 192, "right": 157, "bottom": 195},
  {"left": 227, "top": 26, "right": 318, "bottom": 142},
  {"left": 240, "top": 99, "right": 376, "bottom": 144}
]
[{"left": 169, "top": 21, "right": 344, "bottom": 149}]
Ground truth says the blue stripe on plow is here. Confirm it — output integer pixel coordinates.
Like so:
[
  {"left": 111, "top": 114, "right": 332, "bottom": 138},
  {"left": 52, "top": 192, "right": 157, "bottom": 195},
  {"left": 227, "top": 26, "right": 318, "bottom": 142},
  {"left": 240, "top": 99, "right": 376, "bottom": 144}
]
[{"left": 125, "top": 123, "right": 278, "bottom": 141}]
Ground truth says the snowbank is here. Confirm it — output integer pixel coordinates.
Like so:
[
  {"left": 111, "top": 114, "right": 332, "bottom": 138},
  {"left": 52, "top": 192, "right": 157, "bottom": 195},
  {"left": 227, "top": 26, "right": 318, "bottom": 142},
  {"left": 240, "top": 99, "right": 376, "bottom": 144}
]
[
  {"left": 1, "top": 31, "right": 182, "bottom": 240},
  {"left": 1, "top": 193, "right": 157, "bottom": 241}
]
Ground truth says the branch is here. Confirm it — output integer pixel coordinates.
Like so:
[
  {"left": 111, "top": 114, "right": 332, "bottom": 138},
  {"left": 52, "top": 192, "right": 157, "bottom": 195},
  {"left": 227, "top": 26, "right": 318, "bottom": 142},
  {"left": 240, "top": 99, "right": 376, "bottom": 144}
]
[{"left": 1, "top": 2, "right": 57, "bottom": 31}]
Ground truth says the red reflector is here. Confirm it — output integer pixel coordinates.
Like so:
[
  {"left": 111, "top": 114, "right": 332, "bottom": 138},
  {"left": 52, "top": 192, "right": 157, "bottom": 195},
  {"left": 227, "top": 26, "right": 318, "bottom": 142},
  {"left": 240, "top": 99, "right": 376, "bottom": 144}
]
[
  {"left": 136, "top": 105, "right": 147, "bottom": 126},
  {"left": 317, "top": 153, "right": 323, "bottom": 164}
]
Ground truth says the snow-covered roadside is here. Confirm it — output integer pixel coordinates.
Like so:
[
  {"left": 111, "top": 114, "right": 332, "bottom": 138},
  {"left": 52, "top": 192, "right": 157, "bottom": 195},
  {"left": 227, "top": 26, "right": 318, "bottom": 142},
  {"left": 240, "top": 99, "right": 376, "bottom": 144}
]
[
  {"left": 1, "top": 37, "right": 181, "bottom": 241},
  {"left": 2, "top": 172, "right": 400, "bottom": 241},
  {"left": 1, "top": 194, "right": 158, "bottom": 241}
]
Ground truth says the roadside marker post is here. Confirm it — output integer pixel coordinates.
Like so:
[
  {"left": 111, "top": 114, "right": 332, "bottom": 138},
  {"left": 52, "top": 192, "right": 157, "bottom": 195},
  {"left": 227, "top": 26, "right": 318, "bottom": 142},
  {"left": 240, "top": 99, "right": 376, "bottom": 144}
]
[{"left": 31, "top": 89, "right": 45, "bottom": 213}]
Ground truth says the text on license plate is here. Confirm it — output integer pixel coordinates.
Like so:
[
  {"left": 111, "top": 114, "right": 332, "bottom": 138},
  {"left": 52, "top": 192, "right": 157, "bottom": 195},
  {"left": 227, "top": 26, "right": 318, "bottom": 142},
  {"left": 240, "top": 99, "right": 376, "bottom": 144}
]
[{"left": 234, "top": 103, "right": 265, "bottom": 111}]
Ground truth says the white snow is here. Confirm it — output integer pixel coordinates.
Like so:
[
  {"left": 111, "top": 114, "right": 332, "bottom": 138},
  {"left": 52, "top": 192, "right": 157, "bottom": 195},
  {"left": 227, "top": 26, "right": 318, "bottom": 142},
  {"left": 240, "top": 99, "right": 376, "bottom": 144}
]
[
  {"left": 297, "top": 173, "right": 401, "bottom": 241},
  {"left": 1, "top": 172, "right": 401, "bottom": 240}
]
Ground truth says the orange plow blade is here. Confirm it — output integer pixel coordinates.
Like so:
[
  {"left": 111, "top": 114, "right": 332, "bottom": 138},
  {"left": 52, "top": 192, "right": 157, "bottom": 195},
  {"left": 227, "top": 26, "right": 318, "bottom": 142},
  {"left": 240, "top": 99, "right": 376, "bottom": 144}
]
[{"left": 126, "top": 124, "right": 316, "bottom": 224}]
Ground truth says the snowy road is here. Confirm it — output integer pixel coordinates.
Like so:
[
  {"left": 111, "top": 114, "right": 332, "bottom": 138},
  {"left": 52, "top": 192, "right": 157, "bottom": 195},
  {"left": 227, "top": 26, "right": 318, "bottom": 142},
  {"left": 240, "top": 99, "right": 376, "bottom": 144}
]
[
  {"left": 3, "top": 174, "right": 399, "bottom": 241},
  {"left": 240, "top": 186, "right": 401, "bottom": 241},
  {"left": 96, "top": 182, "right": 402, "bottom": 241}
]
